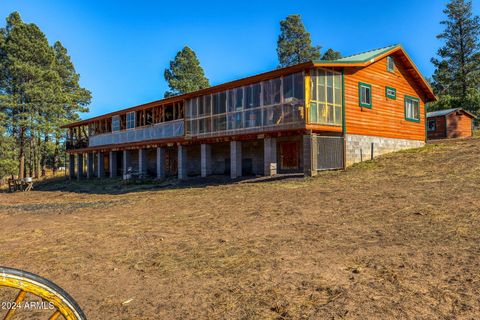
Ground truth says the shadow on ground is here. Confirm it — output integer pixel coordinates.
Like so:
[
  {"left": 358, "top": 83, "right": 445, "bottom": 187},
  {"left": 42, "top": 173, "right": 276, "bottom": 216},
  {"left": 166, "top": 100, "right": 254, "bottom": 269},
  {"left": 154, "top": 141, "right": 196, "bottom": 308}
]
[{"left": 5, "top": 173, "right": 307, "bottom": 195}]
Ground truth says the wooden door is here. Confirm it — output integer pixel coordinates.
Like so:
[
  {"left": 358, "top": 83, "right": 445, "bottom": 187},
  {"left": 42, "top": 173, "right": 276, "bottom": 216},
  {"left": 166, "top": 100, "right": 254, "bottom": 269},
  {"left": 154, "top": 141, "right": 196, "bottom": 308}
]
[{"left": 280, "top": 141, "right": 299, "bottom": 170}]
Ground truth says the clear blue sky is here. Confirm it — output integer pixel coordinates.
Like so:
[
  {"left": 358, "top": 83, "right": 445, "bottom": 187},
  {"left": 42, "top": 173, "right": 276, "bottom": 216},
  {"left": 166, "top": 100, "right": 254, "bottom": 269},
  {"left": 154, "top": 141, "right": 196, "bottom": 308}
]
[{"left": 1, "top": 0, "right": 478, "bottom": 119}]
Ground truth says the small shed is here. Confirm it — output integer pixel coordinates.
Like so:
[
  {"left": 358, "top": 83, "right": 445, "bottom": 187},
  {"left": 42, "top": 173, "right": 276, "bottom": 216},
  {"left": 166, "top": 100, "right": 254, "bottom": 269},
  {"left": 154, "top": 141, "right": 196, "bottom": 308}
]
[{"left": 427, "top": 108, "right": 476, "bottom": 140}]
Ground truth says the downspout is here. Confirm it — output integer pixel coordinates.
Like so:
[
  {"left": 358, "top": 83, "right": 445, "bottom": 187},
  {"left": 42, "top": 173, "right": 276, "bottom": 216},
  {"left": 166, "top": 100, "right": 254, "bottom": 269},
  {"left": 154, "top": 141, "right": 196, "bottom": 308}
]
[{"left": 342, "top": 68, "right": 347, "bottom": 169}]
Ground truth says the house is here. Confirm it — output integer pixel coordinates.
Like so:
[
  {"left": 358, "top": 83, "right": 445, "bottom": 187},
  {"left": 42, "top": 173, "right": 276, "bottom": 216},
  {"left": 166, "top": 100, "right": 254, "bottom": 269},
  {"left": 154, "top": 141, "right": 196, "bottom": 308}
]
[
  {"left": 427, "top": 108, "right": 476, "bottom": 140},
  {"left": 62, "top": 44, "right": 436, "bottom": 180}
]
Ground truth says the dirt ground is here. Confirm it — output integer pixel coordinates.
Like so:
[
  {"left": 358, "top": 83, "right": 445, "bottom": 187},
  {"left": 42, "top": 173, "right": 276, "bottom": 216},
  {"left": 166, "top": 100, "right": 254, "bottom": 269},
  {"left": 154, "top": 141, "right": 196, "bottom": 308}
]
[{"left": 0, "top": 138, "right": 479, "bottom": 319}]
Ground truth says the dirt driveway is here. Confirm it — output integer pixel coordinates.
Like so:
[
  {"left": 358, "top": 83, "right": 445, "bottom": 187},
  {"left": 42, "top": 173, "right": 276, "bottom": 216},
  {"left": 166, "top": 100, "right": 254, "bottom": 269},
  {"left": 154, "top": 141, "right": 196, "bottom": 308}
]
[{"left": 0, "top": 139, "right": 479, "bottom": 319}]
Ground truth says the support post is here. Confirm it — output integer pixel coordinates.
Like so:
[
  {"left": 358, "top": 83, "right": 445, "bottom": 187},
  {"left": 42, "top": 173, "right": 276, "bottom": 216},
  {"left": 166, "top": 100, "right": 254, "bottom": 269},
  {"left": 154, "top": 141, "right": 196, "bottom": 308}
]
[
  {"left": 178, "top": 145, "right": 187, "bottom": 180},
  {"left": 139, "top": 148, "right": 147, "bottom": 176},
  {"left": 76, "top": 154, "right": 84, "bottom": 180},
  {"left": 156, "top": 147, "right": 165, "bottom": 179},
  {"left": 303, "top": 134, "right": 318, "bottom": 177},
  {"left": 97, "top": 152, "right": 105, "bottom": 178},
  {"left": 123, "top": 150, "right": 131, "bottom": 179},
  {"left": 264, "top": 137, "right": 277, "bottom": 176},
  {"left": 69, "top": 154, "right": 75, "bottom": 179},
  {"left": 201, "top": 144, "right": 212, "bottom": 177},
  {"left": 230, "top": 141, "right": 242, "bottom": 179},
  {"left": 109, "top": 151, "right": 117, "bottom": 178},
  {"left": 87, "top": 153, "right": 94, "bottom": 179}
]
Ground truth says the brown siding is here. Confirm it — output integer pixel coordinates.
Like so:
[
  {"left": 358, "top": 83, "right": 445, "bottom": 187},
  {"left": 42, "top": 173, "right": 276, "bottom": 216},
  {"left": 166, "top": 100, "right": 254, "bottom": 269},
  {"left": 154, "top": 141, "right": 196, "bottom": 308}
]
[
  {"left": 344, "top": 54, "right": 426, "bottom": 141},
  {"left": 446, "top": 112, "right": 473, "bottom": 138},
  {"left": 427, "top": 116, "right": 446, "bottom": 140}
]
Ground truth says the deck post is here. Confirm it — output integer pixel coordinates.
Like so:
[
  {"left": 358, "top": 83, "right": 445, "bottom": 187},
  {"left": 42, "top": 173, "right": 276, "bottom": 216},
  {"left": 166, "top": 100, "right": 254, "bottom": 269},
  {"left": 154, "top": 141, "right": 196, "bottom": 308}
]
[
  {"left": 303, "top": 134, "right": 318, "bottom": 177},
  {"left": 86, "top": 153, "right": 95, "bottom": 179},
  {"left": 263, "top": 137, "right": 277, "bottom": 176},
  {"left": 200, "top": 144, "right": 212, "bottom": 177},
  {"left": 123, "top": 150, "right": 131, "bottom": 178},
  {"left": 69, "top": 154, "right": 75, "bottom": 179},
  {"left": 76, "top": 153, "right": 84, "bottom": 180},
  {"left": 156, "top": 147, "right": 165, "bottom": 180},
  {"left": 230, "top": 141, "right": 242, "bottom": 179},
  {"left": 139, "top": 148, "right": 147, "bottom": 176},
  {"left": 178, "top": 145, "right": 187, "bottom": 180},
  {"left": 97, "top": 152, "right": 105, "bottom": 178},
  {"left": 109, "top": 151, "right": 117, "bottom": 178}
]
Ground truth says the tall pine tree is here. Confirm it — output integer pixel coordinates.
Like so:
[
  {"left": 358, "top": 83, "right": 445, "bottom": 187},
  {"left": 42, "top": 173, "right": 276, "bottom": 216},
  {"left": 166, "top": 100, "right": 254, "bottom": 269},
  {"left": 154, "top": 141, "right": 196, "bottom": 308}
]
[
  {"left": 277, "top": 15, "right": 321, "bottom": 68},
  {"left": 164, "top": 46, "right": 209, "bottom": 97},
  {"left": 431, "top": 0, "right": 480, "bottom": 112},
  {"left": 321, "top": 48, "right": 342, "bottom": 61}
]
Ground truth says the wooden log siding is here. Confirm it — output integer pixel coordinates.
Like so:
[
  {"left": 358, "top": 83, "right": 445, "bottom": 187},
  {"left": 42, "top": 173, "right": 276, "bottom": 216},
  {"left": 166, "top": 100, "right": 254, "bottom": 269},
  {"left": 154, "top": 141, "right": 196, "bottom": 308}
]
[
  {"left": 344, "top": 54, "right": 426, "bottom": 141},
  {"left": 446, "top": 112, "right": 473, "bottom": 138},
  {"left": 428, "top": 116, "right": 447, "bottom": 139}
]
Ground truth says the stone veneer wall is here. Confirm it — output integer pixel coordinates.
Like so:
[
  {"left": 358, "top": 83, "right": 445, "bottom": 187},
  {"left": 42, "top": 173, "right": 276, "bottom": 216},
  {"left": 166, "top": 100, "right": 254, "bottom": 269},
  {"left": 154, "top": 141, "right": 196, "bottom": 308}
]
[{"left": 345, "top": 134, "right": 425, "bottom": 166}]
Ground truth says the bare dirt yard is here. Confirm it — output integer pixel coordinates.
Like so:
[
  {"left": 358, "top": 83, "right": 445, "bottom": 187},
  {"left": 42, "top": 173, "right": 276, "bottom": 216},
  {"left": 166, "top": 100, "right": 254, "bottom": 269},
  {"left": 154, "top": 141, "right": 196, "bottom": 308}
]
[{"left": 0, "top": 138, "right": 479, "bottom": 319}]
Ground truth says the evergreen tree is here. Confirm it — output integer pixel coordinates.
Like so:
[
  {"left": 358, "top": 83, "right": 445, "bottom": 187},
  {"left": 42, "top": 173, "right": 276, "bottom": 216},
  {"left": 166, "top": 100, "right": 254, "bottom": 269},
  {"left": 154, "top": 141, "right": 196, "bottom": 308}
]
[
  {"left": 276, "top": 14, "right": 321, "bottom": 68},
  {"left": 164, "top": 46, "right": 209, "bottom": 97},
  {"left": 0, "top": 12, "right": 90, "bottom": 178},
  {"left": 431, "top": 0, "right": 480, "bottom": 112},
  {"left": 321, "top": 48, "right": 342, "bottom": 61}
]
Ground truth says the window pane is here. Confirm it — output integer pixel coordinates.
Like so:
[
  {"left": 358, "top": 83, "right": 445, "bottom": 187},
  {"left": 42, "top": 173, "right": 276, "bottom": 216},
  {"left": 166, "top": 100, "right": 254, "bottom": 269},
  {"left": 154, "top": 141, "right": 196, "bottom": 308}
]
[
  {"left": 309, "top": 103, "right": 318, "bottom": 123},
  {"left": 245, "top": 109, "right": 261, "bottom": 127},
  {"left": 272, "top": 78, "right": 281, "bottom": 104},
  {"left": 205, "top": 95, "right": 211, "bottom": 115},
  {"left": 227, "top": 90, "right": 235, "bottom": 112},
  {"left": 235, "top": 88, "right": 243, "bottom": 110},
  {"left": 311, "top": 75, "right": 317, "bottom": 101},
  {"left": 293, "top": 73, "right": 304, "bottom": 100},
  {"left": 219, "top": 91, "right": 226, "bottom": 114},
  {"left": 283, "top": 74, "right": 293, "bottom": 100}
]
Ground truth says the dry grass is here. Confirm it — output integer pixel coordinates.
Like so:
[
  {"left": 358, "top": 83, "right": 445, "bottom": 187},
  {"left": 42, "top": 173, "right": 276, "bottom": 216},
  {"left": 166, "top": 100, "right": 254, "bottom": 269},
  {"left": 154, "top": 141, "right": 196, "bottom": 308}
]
[{"left": 0, "top": 138, "right": 479, "bottom": 319}]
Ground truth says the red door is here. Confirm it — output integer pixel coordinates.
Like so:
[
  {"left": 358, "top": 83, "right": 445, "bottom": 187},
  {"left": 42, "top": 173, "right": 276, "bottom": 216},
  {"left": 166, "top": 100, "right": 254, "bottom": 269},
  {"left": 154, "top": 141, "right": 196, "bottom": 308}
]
[{"left": 280, "top": 142, "right": 299, "bottom": 170}]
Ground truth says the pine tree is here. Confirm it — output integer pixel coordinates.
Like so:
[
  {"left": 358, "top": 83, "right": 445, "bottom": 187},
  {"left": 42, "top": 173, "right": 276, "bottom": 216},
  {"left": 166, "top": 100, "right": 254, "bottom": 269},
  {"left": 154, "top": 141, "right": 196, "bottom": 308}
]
[
  {"left": 164, "top": 46, "right": 209, "bottom": 97},
  {"left": 0, "top": 12, "right": 90, "bottom": 178},
  {"left": 431, "top": 0, "right": 480, "bottom": 112},
  {"left": 321, "top": 48, "right": 342, "bottom": 61},
  {"left": 276, "top": 15, "right": 321, "bottom": 68}
]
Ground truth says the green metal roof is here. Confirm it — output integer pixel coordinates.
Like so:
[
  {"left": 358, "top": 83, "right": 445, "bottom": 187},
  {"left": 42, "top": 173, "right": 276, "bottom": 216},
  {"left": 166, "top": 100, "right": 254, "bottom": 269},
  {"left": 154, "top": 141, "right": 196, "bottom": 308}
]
[{"left": 314, "top": 44, "right": 400, "bottom": 64}]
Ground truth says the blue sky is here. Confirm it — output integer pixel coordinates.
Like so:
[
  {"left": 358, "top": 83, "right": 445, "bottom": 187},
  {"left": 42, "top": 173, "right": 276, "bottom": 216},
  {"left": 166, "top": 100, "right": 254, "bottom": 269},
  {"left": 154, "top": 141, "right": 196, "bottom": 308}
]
[{"left": 1, "top": 0, "right": 478, "bottom": 119}]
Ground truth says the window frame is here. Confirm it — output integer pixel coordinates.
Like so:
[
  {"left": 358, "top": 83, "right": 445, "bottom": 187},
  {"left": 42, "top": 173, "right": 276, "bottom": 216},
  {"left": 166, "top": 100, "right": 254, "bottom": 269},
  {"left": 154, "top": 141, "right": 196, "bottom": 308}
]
[
  {"left": 385, "top": 86, "right": 397, "bottom": 100},
  {"left": 404, "top": 95, "right": 421, "bottom": 123},
  {"left": 427, "top": 119, "right": 436, "bottom": 132},
  {"left": 387, "top": 56, "right": 395, "bottom": 73},
  {"left": 112, "top": 115, "right": 120, "bottom": 132},
  {"left": 358, "top": 82, "right": 372, "bottom": 109},
  {"left": 126, "top": 111, "right": 136, "bottom": 130}
]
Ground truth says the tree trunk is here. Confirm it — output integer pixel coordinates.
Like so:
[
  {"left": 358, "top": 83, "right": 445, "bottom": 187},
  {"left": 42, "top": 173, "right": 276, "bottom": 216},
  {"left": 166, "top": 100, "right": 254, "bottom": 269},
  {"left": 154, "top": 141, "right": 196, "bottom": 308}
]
[
  {"left": 53, "top": 134, "right": 60, "bottom": 176},
  {"left": 18, "top": 127, "right": 25, "bottom": 179}
]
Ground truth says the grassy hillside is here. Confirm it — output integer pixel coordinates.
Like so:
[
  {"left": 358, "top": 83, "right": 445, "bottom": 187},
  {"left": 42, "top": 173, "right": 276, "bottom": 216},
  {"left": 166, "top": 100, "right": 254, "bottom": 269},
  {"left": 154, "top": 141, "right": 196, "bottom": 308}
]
[{"left": 0, "top": 138, "right": 479, "bottom": 319}]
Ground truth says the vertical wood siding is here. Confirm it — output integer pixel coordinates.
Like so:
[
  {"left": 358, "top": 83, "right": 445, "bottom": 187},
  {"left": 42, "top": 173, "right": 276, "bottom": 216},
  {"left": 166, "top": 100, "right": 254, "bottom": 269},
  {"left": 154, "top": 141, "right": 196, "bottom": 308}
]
[{"left": 344, "top": 55, "right": 427, "bottom": 141}]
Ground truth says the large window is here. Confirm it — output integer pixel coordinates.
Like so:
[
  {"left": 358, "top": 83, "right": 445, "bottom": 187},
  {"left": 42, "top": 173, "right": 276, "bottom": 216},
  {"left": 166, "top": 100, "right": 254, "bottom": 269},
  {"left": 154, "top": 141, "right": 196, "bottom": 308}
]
[
  {"left": 126, "top": 112, "right": 135, "bottom": 129},
  {"left": 186, "top": 72, "right": 305, "bottom": 136},
  {"left": 112, "top": 115, "right": 120, "bottom": 132},
  {"left": 310, "top": 69, "right": 342, "bottom": 125},
  {"left": 404, "top": 96, "right": 420, "bottom": 122}
]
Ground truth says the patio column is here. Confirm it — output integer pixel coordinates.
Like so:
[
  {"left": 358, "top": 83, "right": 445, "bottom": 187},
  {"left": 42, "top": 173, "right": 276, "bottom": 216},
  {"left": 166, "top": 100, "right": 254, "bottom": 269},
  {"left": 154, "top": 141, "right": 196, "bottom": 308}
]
[
  {"left": 303, "top": 134, "right": 318, "bottom": 177},
  {"left": 264, "top": 137, "right": 277, "bottom": 176},
  {"left": 178, "top": 145, "right": 187, "bottom": 180},
  {"left": 76, "top": 153, "right": 84, "bottom": 180},
  {"left": 86, "top": 153, "right": 95, "bottom": 179},
  {"left": 69, "top": 154, "right": 75, "bottom": 179},
  {"left": 230, "top": 141, "right": 242, "bottom": 179},
  {"left": 139, "top": 148, "right": 147, "bottom": 176},
  {"left": 97, "top": 152, "right": 105, "bottom": 178},
  {"left": 201, "top": 144, "right": 212, "bottom": 177},
  {"left": 123, "top": 150, "right": 131, "bottom": 179},
  {"left": 156, "top": 147, "right": 165, "bottom": 179},
  {"left": 109, "top": 151, "right": 117, "bottom": 178}
]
